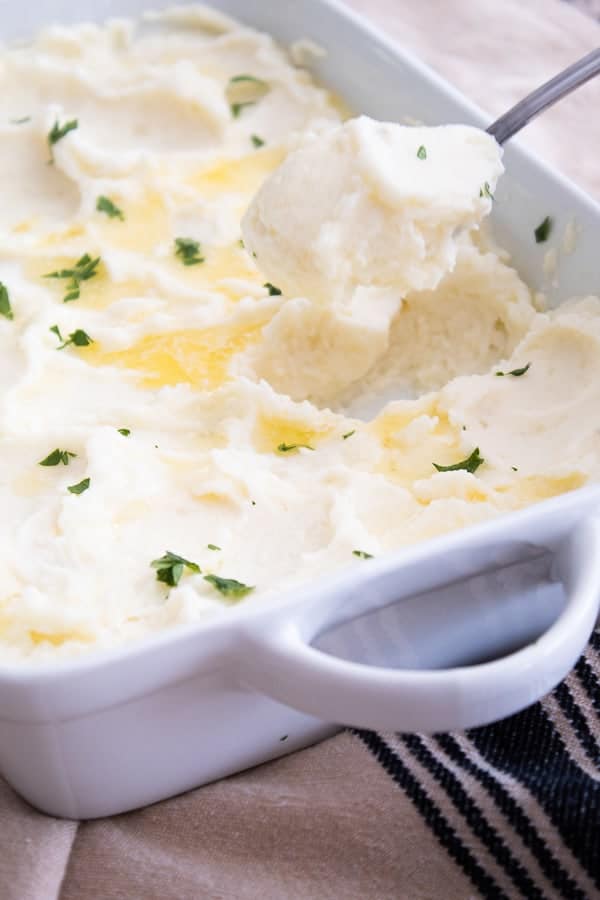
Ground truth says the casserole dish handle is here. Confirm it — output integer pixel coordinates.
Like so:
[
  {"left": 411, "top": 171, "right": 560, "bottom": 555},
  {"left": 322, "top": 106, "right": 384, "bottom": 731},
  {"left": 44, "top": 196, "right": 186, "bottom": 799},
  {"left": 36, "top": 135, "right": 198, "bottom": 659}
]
[{"left": 237, "top": 492, "right": 600, "bottom": 732}]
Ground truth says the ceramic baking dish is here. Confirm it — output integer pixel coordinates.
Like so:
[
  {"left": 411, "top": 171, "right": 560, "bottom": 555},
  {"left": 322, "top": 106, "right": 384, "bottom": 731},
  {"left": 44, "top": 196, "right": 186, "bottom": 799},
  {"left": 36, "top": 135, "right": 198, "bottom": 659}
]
[{"left": 1, "top": 0, "right": 600, "bottom": 820}]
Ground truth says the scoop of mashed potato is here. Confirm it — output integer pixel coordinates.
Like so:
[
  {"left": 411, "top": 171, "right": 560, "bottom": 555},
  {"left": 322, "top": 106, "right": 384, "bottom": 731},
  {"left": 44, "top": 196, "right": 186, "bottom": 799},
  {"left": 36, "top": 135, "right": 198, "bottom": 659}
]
[{"left": 242, "top": 116, "right": 503, "bottom": 304}]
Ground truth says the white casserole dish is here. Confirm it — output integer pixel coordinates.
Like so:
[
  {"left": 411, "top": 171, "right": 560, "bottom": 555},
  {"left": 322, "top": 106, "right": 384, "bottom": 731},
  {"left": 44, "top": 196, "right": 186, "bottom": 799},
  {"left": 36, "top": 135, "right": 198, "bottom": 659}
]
[{"left": 1, "top": 0, "right": 600, "bottom": 820}]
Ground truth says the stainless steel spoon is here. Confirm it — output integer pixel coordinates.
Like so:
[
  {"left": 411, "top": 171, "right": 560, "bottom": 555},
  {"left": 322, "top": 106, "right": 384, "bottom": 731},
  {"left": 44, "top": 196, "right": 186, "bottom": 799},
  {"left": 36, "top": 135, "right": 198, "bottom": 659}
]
[{"left": 487, "top": 48, "right": 600, "bottom": 144}]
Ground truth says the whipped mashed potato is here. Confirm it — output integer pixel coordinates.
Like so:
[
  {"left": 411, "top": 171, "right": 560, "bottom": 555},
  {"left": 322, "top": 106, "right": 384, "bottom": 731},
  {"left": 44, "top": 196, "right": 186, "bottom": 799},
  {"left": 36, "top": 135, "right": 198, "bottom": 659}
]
[
  {"left": 242, "top": 118, "right": 503, "bottom": 303},
  {"left": 0, "top": 6, "right": 597, "bottom": 664}
]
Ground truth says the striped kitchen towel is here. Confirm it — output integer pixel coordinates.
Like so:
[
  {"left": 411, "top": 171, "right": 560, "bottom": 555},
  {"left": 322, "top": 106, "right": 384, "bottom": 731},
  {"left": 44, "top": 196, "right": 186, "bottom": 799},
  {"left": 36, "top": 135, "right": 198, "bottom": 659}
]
[{"left": 355, "top": 629, "right": 600, "bottom": 899}]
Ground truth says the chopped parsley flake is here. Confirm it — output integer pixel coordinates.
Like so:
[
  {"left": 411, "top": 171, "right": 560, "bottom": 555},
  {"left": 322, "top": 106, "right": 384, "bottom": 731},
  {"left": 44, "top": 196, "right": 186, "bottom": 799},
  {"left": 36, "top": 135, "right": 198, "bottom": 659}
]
[
  {"left": 433, "top": 447, "right": 484, "bottom": 474},
  {"left": 151, "top": 551, "right": 201, "bottom": 588},
  {"left": 417, "top": 145, "right": 427, "bottom": 160},
  {"left": 534, "top": 216, "right": 553, "bottom": 243},
  {"left": 11, "top": 116, "right": 31, "bottom": 125},
  {"left": 512, "top": 466, "right": 518, "bottom": 472},
  {"left": 47, "top": 118, "right": 78, "bottom": 159},
  {"left": 231, "top": 102, "right": 255, "bottom": 118},
  {"left": 277, "top": 442, "right": 314, "bottom": 453},
  {"left": 207, "top": 544, "right": 221, "bottom": 551},
  {"left": 227, "top": 74, "right": 269, "bottom": 119},
  {"left": 229, "top": 74, "right": 266, "bottom": 85},
  {"left": 51, "top": 326, "right": 93, "bottom": 350},
  {"left": 353, "top": 550, "right": 373, "bottom": 559},
  {"left": 479, "top": 181, "right": 494, "bottom": 200},
  {"left": 174, "top": 237, "right": 204, "bottom": 266},
  {"left": 342, "top": 430, "right": 355, "bottom": 440},
  {"left": 238, "top": 238, "right": 245, "bottom": 248},
  {"left": 39, "top": 448, "right": 77, "bottom": 467},
  {"left": 264, "top": 282, "right": 282, "bottom": 296},
  {"left": 496, "top": 363, "right": 530, "bottom": 377},
  {"left": 96, "top": 195, "right": 124, "bottom": 220},
  {"left": 204, "top": 573, "right": 254, "bottom": 600},
  {"left": 45, "top": 253, "right": 101, "bottom": 302},
  {"left": 68, "top": 477, "right": 90, "bottom": 495},
  {"left": 117, "top": 428, "right": 131, "bottom": 437},
  {"left": 251, "top": 134, "right": 265, "bottom": 148},
  {"left": 0, "top": 283, "right": 13, "bottom": 320}
]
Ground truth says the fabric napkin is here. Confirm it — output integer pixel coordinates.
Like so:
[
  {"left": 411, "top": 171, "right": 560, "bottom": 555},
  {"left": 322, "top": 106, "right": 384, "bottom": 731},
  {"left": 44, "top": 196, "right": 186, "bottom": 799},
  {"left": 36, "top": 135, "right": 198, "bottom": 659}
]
[{"left": 1, "top": 1, "right": 600, "bottom": 898}]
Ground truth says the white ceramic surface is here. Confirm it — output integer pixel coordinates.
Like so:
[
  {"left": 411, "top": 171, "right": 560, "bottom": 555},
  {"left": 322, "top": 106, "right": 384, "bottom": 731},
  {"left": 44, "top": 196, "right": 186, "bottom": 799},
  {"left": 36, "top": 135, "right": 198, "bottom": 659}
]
[{"left": 0, "top": 0, "right": 600, "bottom": 819}]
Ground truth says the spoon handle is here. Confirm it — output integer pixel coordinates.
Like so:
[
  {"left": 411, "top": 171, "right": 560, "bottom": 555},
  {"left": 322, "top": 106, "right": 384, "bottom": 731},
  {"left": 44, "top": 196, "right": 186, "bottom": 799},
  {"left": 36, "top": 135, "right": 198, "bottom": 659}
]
[{"left": 487, "top": 48, "right": 600, "bottom": 145}]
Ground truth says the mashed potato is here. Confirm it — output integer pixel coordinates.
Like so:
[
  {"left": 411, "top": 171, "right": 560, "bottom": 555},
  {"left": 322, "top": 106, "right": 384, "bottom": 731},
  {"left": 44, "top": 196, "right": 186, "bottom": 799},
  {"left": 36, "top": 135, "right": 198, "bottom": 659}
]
[
  {"left": 0, "top": 5, "right": 596, "bottom": 664},
  {"left": 242, "top": 118, "right": 503, "bottom": 302}
]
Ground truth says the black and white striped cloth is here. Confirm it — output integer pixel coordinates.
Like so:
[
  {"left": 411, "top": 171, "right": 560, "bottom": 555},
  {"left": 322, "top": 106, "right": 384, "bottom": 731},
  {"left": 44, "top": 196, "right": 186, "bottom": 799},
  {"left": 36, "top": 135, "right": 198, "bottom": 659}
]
[{"left": 355, "top": 630, "right": 600, "bottom": 899}]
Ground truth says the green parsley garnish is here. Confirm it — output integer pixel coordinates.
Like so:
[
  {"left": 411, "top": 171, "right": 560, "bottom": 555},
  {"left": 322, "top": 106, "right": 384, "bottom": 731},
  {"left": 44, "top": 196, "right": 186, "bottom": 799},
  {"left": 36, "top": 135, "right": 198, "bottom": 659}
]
[
  {"left": 96, "top": 196, "right": 124, "bottom": 221},
  {"left": 229, "top": 74, "right": 266, "bottom": 84},
  {"left": 353, "top": 550, "right": 373, "bottom": 559},
  {"left": 11, "top": 116, "right": 31, "bottom": 125},
  {"left": 203, "top": 574, "right": 254, "bottom": 600},
  {"left": 251, "top": 134, "right": 265, "bottom": 148},
  {"left": 65, "top": 329, "right": 93, "bottom": 348},
  {"left": 277, "top": 442, "right": 314, "bottom": 453},
  {"left": 433, "top": 447, "right": 484, "bottom": 474},
  {"left": 151, "top": 551, "right": 201, "bottom": 588},
  {"left": 68, "top": 477, "right": 90, "bottom": 495},
  {"left": 39, "top": 448, "right": 77, "bottom": 467},
  {"left": 238, "top": 238, "right": 245, "bottom": 248},
  {"left": 264, "top": 282, "right": 282, "bottom": 296},
  {"left": 207, "top": 544, "right": 221, "bottom": 551},
  {"left": 534, "top": 216, "right": 553, "bottom": 243},
  {"left": 417, "top": 145, "right": 427, "bottom": 160},
  {"left": 342, "top": 430, "right": 355, "bottom": 440},
  {"left": 0, "top": 283, "right": 13, "bottom": 320},
  {"left": 231, "top": 102, "right": 254, "bottom": 118},
  {"left": 50, "top": 326, "right": 93, "bottom": 350},
  {"left": 44, "top": 253, "right": 101, "bottom": 302},
  {"left": 495, "top": 363, "right": 530, "bottom": 377},
  {"left": 479, "top": 182, "right": 494, "bottom": 200},
  {"left": 511, "top": 466, "right": 518, "bottom": 472},
  {"left": 174, "top": 237, "right": 204, "bottom": 266},
  {"left": 117, "top": 428, "right": 131, "bottom": 437},
  {"left": 47, "top": 118, "right": 78, "bottom": 159},
  {"left": 227, "top": 74, "right": 269, "bottom": 118}
]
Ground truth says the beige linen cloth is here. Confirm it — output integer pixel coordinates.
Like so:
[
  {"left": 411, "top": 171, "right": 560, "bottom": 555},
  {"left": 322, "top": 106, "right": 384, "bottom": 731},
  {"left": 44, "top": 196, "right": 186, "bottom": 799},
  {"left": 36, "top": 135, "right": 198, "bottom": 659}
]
[{"left": 2, "top": 2, "right": 600, "bottom": 899}]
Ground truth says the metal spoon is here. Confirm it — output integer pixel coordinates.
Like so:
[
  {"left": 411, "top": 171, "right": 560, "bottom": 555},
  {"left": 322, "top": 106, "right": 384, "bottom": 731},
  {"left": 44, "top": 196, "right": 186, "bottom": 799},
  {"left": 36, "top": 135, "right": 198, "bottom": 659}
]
[{"left": 487, "top": 48, "right": 600, "bottom": 144}]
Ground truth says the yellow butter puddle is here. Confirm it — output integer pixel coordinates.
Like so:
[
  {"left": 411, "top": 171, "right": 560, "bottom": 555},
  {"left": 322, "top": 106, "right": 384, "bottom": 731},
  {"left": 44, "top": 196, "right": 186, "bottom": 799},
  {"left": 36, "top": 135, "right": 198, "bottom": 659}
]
[
  {"left": 375, "top": 401, "right": 586, "bottom": 509},
  {"left": 86, "top": 323, "right": 264, "bottom": 389},
  {"left": 27, "top": 150, "right": 286, "bottom": 306},
  {"left": 165, "top": 244, "right": 263, "bottom": 297},
  {"left": 189, "top": 146, "right": 286, "bottom": 200},
  {"left": 373, "top": 402, "right": 464, "bottom": 487},
  {"left": 29, "top": 630, "right": 94, "bottom": 647},
  {"left": 96, "top": 190, "right": 169, "bottom": 253},
  {"left": 26, "top": 255, "right": 146, "bottom": 312},
  {"left": 496, "top": 472, "right": 586, "bottom": 506},
  {"left": 31, "top": 244, "right": 262, "bottom": 310},
  {"left": 254, "top": 413, "right": 334, "bottom": 454}
]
